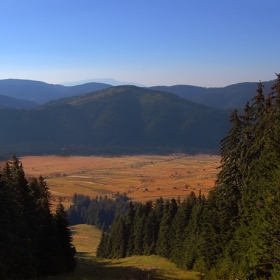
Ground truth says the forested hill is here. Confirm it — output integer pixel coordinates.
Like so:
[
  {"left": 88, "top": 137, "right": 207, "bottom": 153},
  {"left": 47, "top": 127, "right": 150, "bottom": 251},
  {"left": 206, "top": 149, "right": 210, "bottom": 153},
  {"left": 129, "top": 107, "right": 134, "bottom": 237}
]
[
  {"left": 0, "top": 85, "right": 230, "bottom": 157},
  {"left": 150, "top": 79, "right": 275, "bottom": 110},
  {"left": 0, "top": 94, "right": 38, "bottom": 109},
  {"left": 0, "top": 79, "right": 112, "bottom": 104},
  {"left": 1, "top": 78, "right": 275, "bottom": 110}
]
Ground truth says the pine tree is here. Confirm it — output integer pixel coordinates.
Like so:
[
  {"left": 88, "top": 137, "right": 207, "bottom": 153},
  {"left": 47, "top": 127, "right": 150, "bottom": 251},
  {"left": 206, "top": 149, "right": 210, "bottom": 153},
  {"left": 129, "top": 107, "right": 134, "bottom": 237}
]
[
  {"left": 0, "top": 156, "right": 78, "bottom": 278},
  {"left": 133, "top": 213, "right": 146, "bottom": 255},
  {"left": 143, "top": 209, "right": 157, "bottom": 255},
  {"left": 96, "top": 230, "right": 109, "bottom": 258},
  {"left": 202, "top": 75, "right": 280, "bottom": 279},
  {"left": 5, "top": 156, "right": 35, "bottom": 278},
  {"left": 54, "top": 202, "right": 77, "bottom": 273},
  {"left": 0, "top": 169, "right": 16, "bottom": 279},
  {"left": 185, "top": 193, "right": 206, "bottom": 270},
  {"left": 170, "top": 192, "right": 196, "bottom": 266},
  {"left": 156, "top": 198, "right": 177, "bottom": 258},
  {"left": 112, "top": 216, "right": 128, "bottom": 258},
  {"left": 125, "top": 201, "right": 135, "bottom": 256}
]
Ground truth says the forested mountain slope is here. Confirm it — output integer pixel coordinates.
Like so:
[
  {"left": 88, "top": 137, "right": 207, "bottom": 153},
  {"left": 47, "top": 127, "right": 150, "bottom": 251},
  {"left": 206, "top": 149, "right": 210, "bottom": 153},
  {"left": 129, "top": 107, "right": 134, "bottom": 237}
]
[
  {"left": 1, "top": 78, "right": 275, "bottom": 110},
  {"left": 0, "top": 94, "right": 38, "bottom": 109},
  {"left": 0, "top": 86, "right": 230, "bottom": 157},
  {"left": 150, "top": 80, "right": 274, "bottom": 110}
]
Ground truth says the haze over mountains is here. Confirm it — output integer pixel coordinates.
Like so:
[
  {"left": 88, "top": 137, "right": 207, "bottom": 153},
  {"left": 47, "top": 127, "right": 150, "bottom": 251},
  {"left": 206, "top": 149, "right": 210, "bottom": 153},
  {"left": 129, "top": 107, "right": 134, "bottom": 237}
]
[
  {"left": 0, "top": 78, "right": 275, "bottom": 110},
  {"left": 0, "top": 79, "right": 112, "bottom": 106},
  {"left": 60, "top": 78, "right": 147, "bottom": 87}
]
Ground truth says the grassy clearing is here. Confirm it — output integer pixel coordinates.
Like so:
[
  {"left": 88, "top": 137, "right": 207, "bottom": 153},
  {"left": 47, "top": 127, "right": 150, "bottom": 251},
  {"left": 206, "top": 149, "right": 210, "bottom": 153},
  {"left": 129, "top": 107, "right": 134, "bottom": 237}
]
[
  {"left": 44, "top": 224, "right": 200, "bottom": 280},
  {"left": 20, "top": 154, "right": 220, "bottom": 203}
]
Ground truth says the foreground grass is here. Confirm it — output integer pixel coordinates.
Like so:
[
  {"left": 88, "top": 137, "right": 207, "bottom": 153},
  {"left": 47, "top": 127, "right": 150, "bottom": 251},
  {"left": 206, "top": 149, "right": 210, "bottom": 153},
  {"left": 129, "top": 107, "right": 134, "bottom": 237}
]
[
  {"left": 44, "top": 224, "right": 200, "bottom": 280},
  {"left": 46, "top": 254, "right": 200, "bottom": 280}
]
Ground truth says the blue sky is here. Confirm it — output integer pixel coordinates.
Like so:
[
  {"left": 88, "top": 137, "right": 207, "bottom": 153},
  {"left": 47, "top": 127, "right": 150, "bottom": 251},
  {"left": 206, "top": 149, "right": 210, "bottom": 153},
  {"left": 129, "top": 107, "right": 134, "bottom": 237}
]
[{"left": 0, "top": 0, "right": 279, "bottom": 87}]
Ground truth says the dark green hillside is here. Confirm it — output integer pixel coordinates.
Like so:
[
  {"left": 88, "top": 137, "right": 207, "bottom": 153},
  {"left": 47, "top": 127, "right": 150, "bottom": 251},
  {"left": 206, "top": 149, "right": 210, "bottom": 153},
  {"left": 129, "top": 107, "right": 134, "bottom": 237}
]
[
  {"left": 0, "top": 86, "right": 230, "bottom": 156},
  {"left": 191, "top": 80, "right": 274, "bottom": 109},
  {"left": 151, "top": 80, "right": 275, "bottom": 110},
  {"left": 149, "top": 85, "right": 207, "bottom": 100},
  {"left": 0, "top": 94, "right": 38, "bottom": 109}
]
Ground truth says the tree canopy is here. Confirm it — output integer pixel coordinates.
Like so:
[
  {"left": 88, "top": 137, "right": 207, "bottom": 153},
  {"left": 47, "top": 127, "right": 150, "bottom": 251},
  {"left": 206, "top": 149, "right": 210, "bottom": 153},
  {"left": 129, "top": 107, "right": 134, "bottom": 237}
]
[{"left": 0, "top": 155, "right": 76, "bottom": 279}]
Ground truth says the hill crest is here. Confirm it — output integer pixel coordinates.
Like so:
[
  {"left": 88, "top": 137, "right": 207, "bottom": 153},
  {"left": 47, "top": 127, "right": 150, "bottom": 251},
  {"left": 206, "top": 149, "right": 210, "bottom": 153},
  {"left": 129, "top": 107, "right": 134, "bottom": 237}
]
[{"left": 0, "top": 85, "right": 230, "bottom": 157}]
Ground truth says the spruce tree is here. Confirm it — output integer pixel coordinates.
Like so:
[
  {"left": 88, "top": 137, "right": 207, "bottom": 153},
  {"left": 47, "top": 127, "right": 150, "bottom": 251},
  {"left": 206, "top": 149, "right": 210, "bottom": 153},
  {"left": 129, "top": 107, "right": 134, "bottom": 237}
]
[
  {"left": 156, "top": 198, "right": 177, "bottom": 258},
  {"left": 96, "top": 230, "right": 109, "bottom": 258},
  {"left": 170, "top": 192, "right": 196, "bottom": 266},
  {"left": 133, "top": 213, "right": 146, "bottom": 255},
  {"left": 143, "top": 209, "right": 158, "bottom": 255},
  {"left": 0, "top": 156, "right": 78, "bottom": 278},
  {"left": 125, "top": 201, "right": 135, "bottom": 256},
  {"left": 185, "top": 192, "right": 206, "bottom": 270},
  {"left": 109, "top": 216, "right": 128, "bottom": 258},
  {"left": 54, "top": 202, "right": 77, "bottom": 273}
]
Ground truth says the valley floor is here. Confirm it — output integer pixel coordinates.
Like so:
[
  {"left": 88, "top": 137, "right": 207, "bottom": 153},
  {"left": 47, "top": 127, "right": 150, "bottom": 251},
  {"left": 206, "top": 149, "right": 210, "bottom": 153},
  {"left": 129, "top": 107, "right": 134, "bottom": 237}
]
[{"left": 19, "top": 154, "right": 220, "bottom": 204}]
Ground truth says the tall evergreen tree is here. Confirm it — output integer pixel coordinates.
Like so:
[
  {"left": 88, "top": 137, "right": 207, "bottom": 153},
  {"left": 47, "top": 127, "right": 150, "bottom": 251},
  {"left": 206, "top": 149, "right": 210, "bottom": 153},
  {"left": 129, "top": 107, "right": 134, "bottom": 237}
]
[
  {"left": 109, "top": 216, "right": 127, "bottom": 258},
  {"left": 170, "top": 192, "right": 197, "bottom": 266},
  {"left": 53, "top": 202, "right": 77, "bottom": 273},
  {"left": 0, "top": 155, "right": 77, "bottom": 278},
  {"left": 125, "top": 201, "right": 136, "bottom": 256},
  {"left": 143, "top": 209, "right": 158, "bottom": 255},
  {"left": 156, "top": 198, "right": 177, "bottom": 258}
]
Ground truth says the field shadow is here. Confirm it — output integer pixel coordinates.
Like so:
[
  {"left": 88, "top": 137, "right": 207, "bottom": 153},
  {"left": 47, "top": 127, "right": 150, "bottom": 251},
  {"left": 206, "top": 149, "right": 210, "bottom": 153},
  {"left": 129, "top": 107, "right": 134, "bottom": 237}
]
[
  {"left": 75, "top": 253, "right": 155, "bottom": 280},
  {"left": 77, "top": 253, "right": 198, "bottom": 280},
  {"left": 42, "top": 253, "right": 199, "bottom": 280}
]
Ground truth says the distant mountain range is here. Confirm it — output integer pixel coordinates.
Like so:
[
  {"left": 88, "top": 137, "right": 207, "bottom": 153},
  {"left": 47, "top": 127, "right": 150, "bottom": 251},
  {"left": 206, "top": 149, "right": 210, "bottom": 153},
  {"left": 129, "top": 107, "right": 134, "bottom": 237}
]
[
  {"left": 150, "top": 80, "right": 275, "bottom": 110},
  {"left": 0, "top": 78, "right": 276, "bottom": 157},
  {"left": 0, "top": 86, "right": 230, "bottom": 157},
  {"left": 60, "top": 78, "right": 147, "bottom": 87},
  {"left": 0, "top": 79, "right": 112, "bottom": 106},
  {"left": 0, "top": 78, "right": 275, "bottom": 110}
]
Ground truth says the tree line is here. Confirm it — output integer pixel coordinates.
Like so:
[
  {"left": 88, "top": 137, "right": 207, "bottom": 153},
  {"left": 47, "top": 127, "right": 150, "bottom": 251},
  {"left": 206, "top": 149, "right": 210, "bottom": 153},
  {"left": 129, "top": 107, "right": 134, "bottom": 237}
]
[
  {"left": 96, "top": 194, "right": 205, "bottom": 268},
  {"left": 67, "top": 192, "right": 130, "bottom": 230},
  {"left": 0, "top": 155, "right": 76, "bottom": 279},
  {"left": 96, "top": 74, "right": 280, "bottom": 279}
]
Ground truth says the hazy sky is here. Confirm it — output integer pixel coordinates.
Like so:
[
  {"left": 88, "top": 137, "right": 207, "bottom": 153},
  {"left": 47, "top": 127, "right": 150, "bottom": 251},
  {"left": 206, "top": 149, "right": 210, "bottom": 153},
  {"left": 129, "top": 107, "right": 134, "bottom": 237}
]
[{"left": 1, "top": 0, "right": 279, "bottom": 87}]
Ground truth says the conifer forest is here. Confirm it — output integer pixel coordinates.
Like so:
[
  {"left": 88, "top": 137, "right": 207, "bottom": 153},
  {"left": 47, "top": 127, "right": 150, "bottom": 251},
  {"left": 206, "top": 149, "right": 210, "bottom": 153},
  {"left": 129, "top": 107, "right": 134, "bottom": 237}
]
[
  {"left": 0, "top": 156, "right": 76, "bottom": 279},
  {"left": 93, "top": 75, "right": 280, "bottom": 279}
]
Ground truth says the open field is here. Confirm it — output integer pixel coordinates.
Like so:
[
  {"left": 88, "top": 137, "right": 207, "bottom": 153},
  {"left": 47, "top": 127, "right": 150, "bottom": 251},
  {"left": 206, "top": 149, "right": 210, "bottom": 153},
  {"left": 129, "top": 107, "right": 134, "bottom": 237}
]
[
  {"left": 15, "top": 154, "right": 220, "bottom": 203},
  {"left": 44, "top": 224, "right": 200, "bottom": 280}
]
